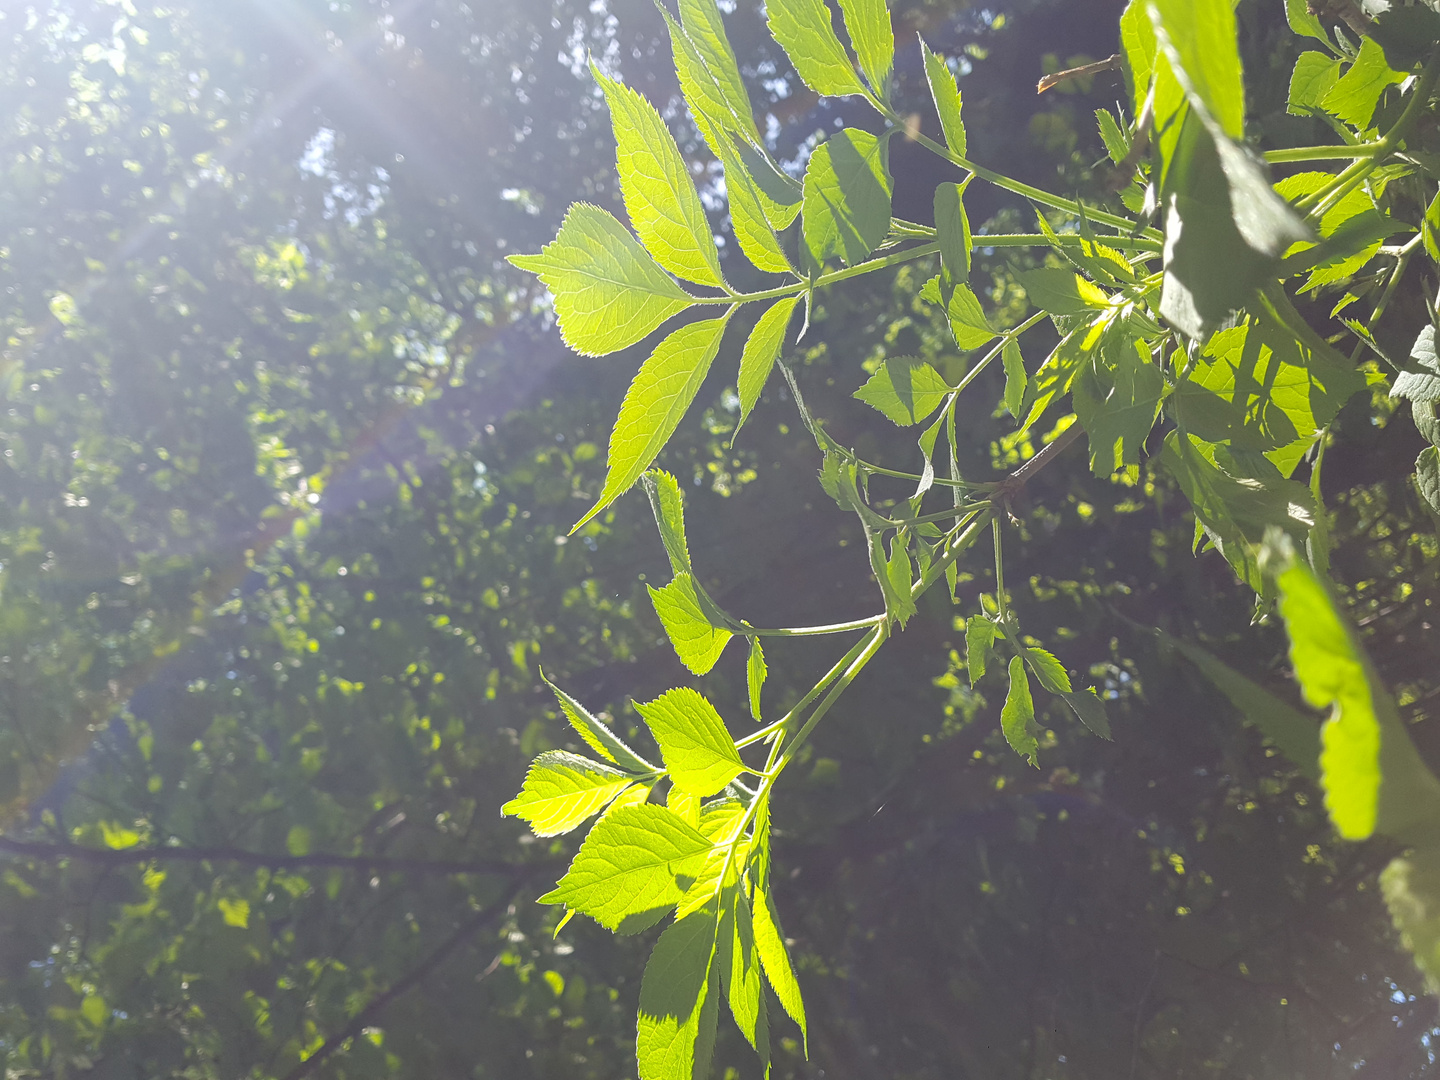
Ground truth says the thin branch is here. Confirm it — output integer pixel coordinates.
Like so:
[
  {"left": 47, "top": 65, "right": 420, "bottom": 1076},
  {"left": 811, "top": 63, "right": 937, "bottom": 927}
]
[
  {"left": 280, "top": 874, "right": 531, "bottom": 1080},
  {"left": 0, "top": 836, "right": 550, "bottom": 878}
]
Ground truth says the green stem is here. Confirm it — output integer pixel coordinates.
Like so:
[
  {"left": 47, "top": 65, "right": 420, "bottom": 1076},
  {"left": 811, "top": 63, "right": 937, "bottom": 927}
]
[
  {"left": 745, "top": 614, "right": 886, "bottom": 638},
  {"left": 953, "top": 311, "right": 1050, "bottom": 397},
  {"left": 690, "top": 242, "right": 941, "bottom": 306},
  {"left": 880, "top": 104, "right": 1161, "bottom": 239},
  {"left": 1262, "top": 143, "right": 1382, "bottom": 164},
  {"left": 992, "top": 517, "right": 1008, "bottom": 619},
  {"left": 767, "top": 623, "right": 890, "bottom": 777}
]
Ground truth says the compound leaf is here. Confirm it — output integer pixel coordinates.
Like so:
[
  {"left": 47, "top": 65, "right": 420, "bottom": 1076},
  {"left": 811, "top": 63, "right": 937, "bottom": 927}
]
[
  {"left": 679, "top": 0, "right": 761, "bottom": 141},
  {"left": 509, "top": 203, "right": 692, "bottom": 356},
  {"left": 635, "top": 687, "right": 745, "bottom": 796},
  {"left": 637, "top": 898, "right": 722, "bottom": 1080}
]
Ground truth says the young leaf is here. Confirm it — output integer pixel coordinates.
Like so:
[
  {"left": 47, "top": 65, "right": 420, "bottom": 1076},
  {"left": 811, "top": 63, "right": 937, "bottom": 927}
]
[
  {"left": 668, "top": 786, "right": 702, "bottom": 829},
  {"left": 1320, "top": 38, "right": 1406, "bottom": 131},
  {"left": 1060, "top": 689, "right": 1112, "bottom": 740},
  {"left": 593, "top": 63, "right": 726, "bottom": 289},
  {"left": 650, "top": 573, "right": 734, "bottom": 675},
  {"left": 544, "top": 674, "right": 660, "bottom": 774},
  {"left": 644, "top": 469, "right": 694, "bottom": 577},
  {"left": 1095, "top": 108, "right": 1128, "bottom": 164},
  {"left": 720, "top": 888, "right": 771, "bottom": 1062},
  {"left": 934, "top": 181, "right": 972, "bottom": 281},
  {"left": 713, "top": 128, "right": 794, "bottom": 274},
  {"left": 801, "top": 128, "right": 893, "bottom": 268},
  {"left": 965, "top": 616, "right": 996, "bottom": 685},
  {"left": 736, "top": 295, "right": 800, "bottom": 437},
  {"left": 502, "top": 751, "right": 636, "bottom": 837},
  {"left": 747, "top": 637, "right": 767, "bottom": 720},
  {"left": 678, "top": 0, "right": 761, "bottom": 142},
  {"left": 753, "top": 881, "right": 807, "bottom": 1051},
  {"left": 944, "top": 284, "right": 996, "bottom": 350},
  {"left": 885, "top": 534, "right": 917, "bottom": 629},
  {"left": 1147, "top": 0, "right": 1245, "bottom": 139},
  {"left": 1418, "top": 447, "right": 1440, "bottom": 515},
  {"left": 575, "top": 311, "right": 733, "bottom": 532},
  {"left": 1287, "top": 51, "right": 1341, "bottom": 116},
  {"left": 659, "top": 3, "right": 748, "bottom": 147},
  {"left": 509, "top": 203, "right": 693, "bottom": 357},
  {"left": 767, "top": 0, "right": 867, "bottom": 98},
  {"left": 1001, "top": 654, "right": 1039, "bottom": 766},
  {"left": 853, "top": 358, "right": 951, "bottom": 426},
  {"left": 1024, "top": 648, "right": 1072, "bottom": 694},
  {"left": 1284, "top": 0, "right": 1329, "bottom": 43},
  {"left": 635, "top": 687, "right": 745, "bottom": 797},
  {"left": 539, "top": 804, "right": 712, "bottom": 930},
  {"left": 1002, "top": 339, "right": 1027, "bottom": 419},
  {"left": 920, "top": 38, "right": 966, "bottom": 158},
  {"left": 637, "top": 898, "right": 722, "bottom": 1080},
  {"left": 837, "top": 0, "right": 893, "bottom": 99}
]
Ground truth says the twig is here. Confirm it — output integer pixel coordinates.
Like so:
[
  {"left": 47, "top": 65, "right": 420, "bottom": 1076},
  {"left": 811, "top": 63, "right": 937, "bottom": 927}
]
[{"left": 1037, "top": 54, "right": 1120, "bottom": 95}]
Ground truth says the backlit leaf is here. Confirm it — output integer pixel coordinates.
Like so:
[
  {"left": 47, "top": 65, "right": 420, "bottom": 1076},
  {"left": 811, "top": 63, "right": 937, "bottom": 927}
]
[
  {"left": 1095, "top": 108, "right": 1129, "bottom": 163},
  {"left": 659, "top": 4, "right": 748, "bottom": 148},
  {"left": 637, "top": 898, "right": 722, "bottom": 1080},
  {"left": 737, "top": 296, "right": 800, "bottom": 437},
  {"left": 1382, "top": 847, "right": 1440, "bottom": 994},
  {"left": 635, "top": 687, "right": 745, "bottom": 796},
  {"left": 1072, "top": 338, "right": 1163, "bottom": 475},
  {"left": 767, "top": 0, "right": 866, "bottom": 97},
  {"left": 837, "top": 0, "right": 893, "bottom": 98},
  {"left": 884, "top": 534, "right": 916, "bottom": 628},
  {"left": 1024, "top": 647, "right": 1072, "bottom": 694},
  {"left": 1017, "top": 268, "right": 1110, "bottom": 316},
  {"left": 1287, "top": 51, "right": 1341, "bottom": 116},
  {"left": 679, "top": 0, "right": 761, "bottom": 141},
  {"left": 713, "top": 128, "right": 793, "bottom": 274},
  {"left": 1284, "top": 0, "right": 1329, "bottom": 43},
  {"left": 539, "top": 804, "right": 712, "bottom": 930},
  {"left": 1001, "top": 654, "right": 1039, "bottom": 766},
  {"left": 544, "top": 674, "right": 659, "bottom": 774},
  {"left": 1424, "top": 192, "right": 1440, "bottom": 263},
  {"left": 965, "top": 616, "right": 996, "bottom": 685},
  {"left": 753, "top": 881, "right": 807, "bottom": 1049},
  {"left": 576, "top": 311, "right": 733, "bottom": 532},
  {"left": 1060, "top": 689, "right": 1112, "bottom": 740},
  {"left": 747, "top": 637, "right": 767, "bottom": 720},
  {"left": 649, "top": 574, "right": 733, "bottom": 675},
  {"left": 509, "top": 203, "right": 692, "bottom": 356},
  {"left": 644, "top": 469, "right": 694, "bottom": 576},
  {"left": 1320, "top": 38, "right": 1405, "bottom": 131},
  {"left": 801, "top": 129, "right": 893, "bottom": 268},
  {"left": 502, "top": 751, "right": 636, "bottom": 836},
  {"left": 1147, "top": 0, "right": 1245, "bottom": 139},
  {"left": 594, "top": 64, "right": 726, "bottom": 288},
  {"left": 1119, "top": 0, "right": 1157, "bottom": 114},
  {"left": 719, "top": 889, "right": 771, "bottom": 1062},
  {"left": 1002, "top": 339, "right": 1027, "bottom": 419},
  {"left": 920, "top": 38, "right": 966, "bottom": 158},
  {"left": 934, "top": 181, "right": 972, "bottom": 281},
  {"left": 945, "top": 284, "right": 995, "bottom": 349},
  {"left": 854, "top": 358, "right": 951, "bottom": 426}
]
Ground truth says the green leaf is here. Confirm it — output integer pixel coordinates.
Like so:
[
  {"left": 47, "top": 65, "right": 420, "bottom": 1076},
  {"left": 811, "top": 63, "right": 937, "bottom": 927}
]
[
  {"left": 934, "top": 181, "right": 972, "bottom": 282},
  {"left": 635, "top": 687, "right": 745, "bottom": 796},
  {"left": 593, "top": 63, "right": 726, "bottom": 288},
  {"left": 644, "top": 469, "right": 694, "bottom": 576},
  {"left": 1072, "top": 338, "right": 1163, "bottom": 475},
  {"left": 752, "top": 881, "right": 807, "bottom": 1049},
  {"left": 1424, "top": 192, "right": 1440, "bottom": 264},
  {"left": 1287, "top": 51, "right": 1341, "bottom": 116},
  {"left": 1021, "top": 329, "right": 1089, "bottom": 433},
  {"left": 1002, "top": 339, "right": 1027, "bottom": 419},
  {"left": 838, "top": 0, "right": 893, "bottom": 98},
  {"left": 1370, "top": 5, "right": 1440, "bottom": 73},
  {"left": 712, "top": 128, "right": 793, "bottom": 274},
  {"left": 217, "top": 897, "right": 250, "bottom": 929},
  {"left": 539, "top": 803, "right": 713, "bottom": 930},
  {"left": 576, "top": 311, "right": 733, "bottom": 533},
  {"left": 637, "top": 898, "right": 722, "bottom": 1080},
  {"left": 678, "top": 0, "right": 761, "bottom": 141},
  {"left": 1147, "top": 0, "right": 1245, "bottom": 139},
  {"left": 1320, "top": 38, "right": 1406, "bottom": 131},
  {"left": 650, "top": 574, "right": 734, "bottom": 676},
  {"left": 1060, "top": 689, "right": 1112, "bottom": 740},
  {"left": 965, "top": 616, "right": 996, "bottom": 686},
  {"left": 1024, "top": 647, "right": 1072, "bottom": 694},
  {"left": 767, "top": 0, "right": 866, "bottom": 97},
  {"left": 1017, "top": 268, "right": 1110, "bottom": 317},
  {"left": 1001, "top": 654, "right": 1039, "bottom": 766},
  {"left": 544, "top": 674, "right": 659, "bottom": 774},
  {"left": 1393, "top": 326, "right": 1440, "bottom": 406},
  {"left": 734, "top": 139, "right": 804, "bottom": 230},
  {"left": 1382, "top": 848, "right": 1440, "bottom": 995},
  {"left": 286, "top": 825, "right": 312, "bottom": 857},
  {"left": 854, "top": 357, "right": 951, "bottom": 426},
  {"left": 945, "top": 284, "right": 996, "bottom": 350},
  {"left": 719, "top": 888, "right": 771, "bottom": 1063},
  {"left": 802, "top": 129, "right": 893, "bottom": 268},
  {"left": 1118, "top": 0, "right": 1157, "bottom": 114},
  {"left": 736, "top": 296, "right": 799, "bottom": 437},
  {"left": 1159, "top": 630, "right": 1319, "bottom": 779},
  {"left": 80, "top": 994, "right": 108, "bottom": 1029},
  {"left": 747, "top": 637, "right": 767, "bottom": 720},
  {"left": 660, "top": 3, "right": 751, "bottom": 147},
  {"left": 1417, "top": 446, "right": 1440, "bottom": 515},
  {"left": 502, "top": 750, "right": 636, "bottom": 836},
  {"left": 1095, "top": 107, "right": 1129, "bottom": 164},
  {"left": 509, "top": 203, "right": 692, "bottom": 357},
  {"left": 920, "top": 37, "right": 966, "bottom": 158},
  {"left": 1284, "top": 0, "right": 1329, "bottom": 43},
  {"left": 884, "top": 533, "right": 917, "bottom": 629}
]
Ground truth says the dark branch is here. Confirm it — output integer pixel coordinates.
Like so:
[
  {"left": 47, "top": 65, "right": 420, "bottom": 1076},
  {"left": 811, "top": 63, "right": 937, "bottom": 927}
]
[
  {"left": 0, "top": 836, "right": 555, "bottom": 878},
  {"left": 280, "top": 873, "right": 532, "bottom": 1080}
]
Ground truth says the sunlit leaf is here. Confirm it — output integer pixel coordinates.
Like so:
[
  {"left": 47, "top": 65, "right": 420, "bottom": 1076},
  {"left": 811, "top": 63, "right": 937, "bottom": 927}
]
[
  {"left": 884, "top": 534, "right": 916, "bottom": 628},
  {"left": 1287, "top": 51, "right": 1341, "bottom": 116},
  {"left": 753, "top": 881, "right": 807, "bottom": 1050},
  {"left": 920, "top": 37, "right": 966, "bottom": 158},
  {"left": 637, "top": 897, "right": 722, "bottom": 1080},
  {"left": 1284, "top": 0, "right": 1329, "bottom": 43},
  {"left": 1017, "top": 268, "right": 1110, "bottom": 317},
  {"left": 1001, "top": 654, "right": 1039, "bottom": 766},
  {"left": 1072, "top": 338, "right": 1163, "bottom": 475},
  {"left": 544, "top": 674, "right": 659, "bottom": 774},
  {"left": 576, "top": 311, "right": 733, "bottom": 532},
  {"left": 934, "top": 181, "right": 972, "bottom": 281},
  {"left": 1024, "top": 647, "right": 1072, "bottom": 694},
  {"left": 854, "top": 358, "right": 951, "bottom": 426},
  {"left": 1002, "top": 339, "right": 1028, "bottom": 419},
  {"left": 736, "top": 296, "right": 800, "bottom": 437},
  {"left": 593, "top": 63, "right": 726, "bottom": 288},
  {"left": 965, "top": 616, "right": 996, "bottom": 686},
  {"left": 747, "top": 637, "right": 767, "bottom": 720},
  {"left": 650, "top": 574, "right": 733, "bottom": 675},
  {"left": 1147, "top": 0, "right": 1245, "bottom": 139},
  {"left": 944, "top": 284, "right": 995, "bottom": 350},
  {"left": 678, "top": 0, "right": 761, "bottom": 141},
  {"left": 635, "top": 687, "right": 745, "bottom": 797},
  {"left": 801, "top": 129, "right": 893, "bottom": 268},
  {"left": 1118, "top": 0, "right": 1157, "bottom": 114},
  {"left": 1320, "top": 37, "right": 1406, "bottom": 130},
  {"left": 502, "top": 751, "right": 636, "bottom": 836},
  {"left": 509, "top": 204, "right": 692, "bottom": 356},
  {"left": 837, "top": 0, "right": 893, "bottom": 98},
  {"left": 767, "top": 0, "right": 866, "bottom": 97},
  {"left": 1095, "top": 107, "right": 1128, "bottom": 163}
]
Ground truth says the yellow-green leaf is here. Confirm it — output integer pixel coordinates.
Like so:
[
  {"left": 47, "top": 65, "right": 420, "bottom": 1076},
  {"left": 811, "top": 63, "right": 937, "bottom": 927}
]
[
  {"left": 837, "top": 0, "right": 893, "bottom": 98},
  {"left": 502, "top": 751, "right": 636, "bottom": 836},
  {"left": 920, "top": 38, "right": 966, "bottom": 158},
  {"left": 649, "top": 573, "right": 733, "bottom": 675},
  {"left": 801, "top": 128, "right": 893, "bottom": 268},
  {"left": 736, "top": 295, "right": 799, "bottom": 437},
  {"left": 1001, "top": 654, "right": 1039, "bottom": 766},
  {"left": 767, "top": 0, "right": 867, "bottom": 97},
  {"left": 635, "top": 687, "right": 744, "bottom": 796},
  {"left": 679, "top": 0, "right": 761, "bottom": 141}
]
